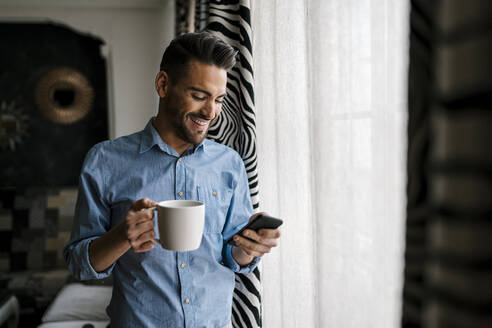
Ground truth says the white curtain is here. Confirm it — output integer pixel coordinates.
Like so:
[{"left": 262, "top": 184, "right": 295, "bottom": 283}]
[{"left": 251, "top": 1, "right": 409, "bottom": 327}]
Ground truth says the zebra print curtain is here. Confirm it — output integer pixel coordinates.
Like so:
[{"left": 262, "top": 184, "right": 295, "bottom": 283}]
[
  {"left": 403, "top": 0, "right": 492, "bottom": 327},
  {"left": 175, "top": 1, "right": 262, "bottom": 327}
]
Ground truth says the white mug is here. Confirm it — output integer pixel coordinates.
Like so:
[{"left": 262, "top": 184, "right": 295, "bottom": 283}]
[{"left": 152, "top": 200, "right": 205, "bottom": 252}]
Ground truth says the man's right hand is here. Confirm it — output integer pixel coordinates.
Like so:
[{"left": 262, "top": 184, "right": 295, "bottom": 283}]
[
  {"left": 123, "top": 198, "right": 158, "bottom": 253},
  {"left": 89, "top": 198, "right": 158, "bottom": 273}
]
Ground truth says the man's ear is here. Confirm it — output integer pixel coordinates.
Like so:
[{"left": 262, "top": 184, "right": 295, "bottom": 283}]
[{"left": 155, "top": 71, "right": 169, "bottom": 98}]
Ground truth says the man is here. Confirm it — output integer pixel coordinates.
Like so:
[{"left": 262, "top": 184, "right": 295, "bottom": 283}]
[{"left": 64, "top": 32, "right": 281, "bottom": 328}]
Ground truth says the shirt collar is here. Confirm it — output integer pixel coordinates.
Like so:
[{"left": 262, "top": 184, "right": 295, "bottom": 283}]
[{"left": 139, "top": 117, "right": 207, "bottom": 156}]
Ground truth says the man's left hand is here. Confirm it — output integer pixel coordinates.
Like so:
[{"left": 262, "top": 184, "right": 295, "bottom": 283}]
[{"left": 232, "top": 213, "right": 281, "bottom": 264}]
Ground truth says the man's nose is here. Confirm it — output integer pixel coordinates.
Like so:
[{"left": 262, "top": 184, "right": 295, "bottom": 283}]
[{"left": 201, "top": 100, "right": 219, "bottom": 119}]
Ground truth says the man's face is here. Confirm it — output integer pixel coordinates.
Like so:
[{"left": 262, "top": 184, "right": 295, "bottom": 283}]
[{"left": 163, "top": 61, "right": 228, "bottom": 146}]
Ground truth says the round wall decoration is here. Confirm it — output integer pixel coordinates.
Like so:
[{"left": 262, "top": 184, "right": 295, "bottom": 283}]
[{"left": 34, "top": 67, "right": 94, "bottom": 124}]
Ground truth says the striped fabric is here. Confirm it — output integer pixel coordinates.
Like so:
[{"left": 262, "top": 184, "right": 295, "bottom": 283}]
[
  {"left": 403, "top": 1, "right": 492, "bottom": 327},
  {"left": 175, "top": 1, "right": 262, "bottom": 327},
  {"left": 206, "top": 0, "right": 260, "bottom": 210},
  {"left": 206, "top": 2, "right": 262, "bottom": 327}
]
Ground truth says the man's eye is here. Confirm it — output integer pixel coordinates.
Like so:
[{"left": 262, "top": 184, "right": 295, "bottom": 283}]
[
  {"left": 215, "top": 99, "right": 224, "bottom": 104},
  {"left": 192, "top": 94, "right": 206, "bottom": 101}
]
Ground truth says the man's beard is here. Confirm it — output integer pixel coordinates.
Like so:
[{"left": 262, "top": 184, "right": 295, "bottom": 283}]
[{"left": 172, "top": 110, "right": 210, "bottom": 146}]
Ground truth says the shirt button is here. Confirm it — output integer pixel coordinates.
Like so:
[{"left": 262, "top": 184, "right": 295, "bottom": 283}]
[
  {"left": 185, "top": 298, "right": 190, "bottom": 304},
  {"left": 212, "top": 191, "right": 217, "bottom": 197},
  {"left": 181, "top": 263, "right": 186, "bottom": 269},
  {"left": 178, "top": 191, "right": 183, "bottom": 197},
  {"left": 178, "top": 158, "right": 182, "bottom": 162}
]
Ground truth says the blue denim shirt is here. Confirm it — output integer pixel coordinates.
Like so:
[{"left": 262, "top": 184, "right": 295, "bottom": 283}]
[{"left": 63, "top": 119, "right": 259, "bottom": 328}]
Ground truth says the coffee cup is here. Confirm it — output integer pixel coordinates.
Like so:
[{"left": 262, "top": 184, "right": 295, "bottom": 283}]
[{"left": 152, "top": 200, "right": 205, "bottom": 252}]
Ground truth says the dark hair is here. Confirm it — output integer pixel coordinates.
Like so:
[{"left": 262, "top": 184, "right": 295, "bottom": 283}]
[{"left": 159, "top": 31, "right": 238, "bottom": 81}]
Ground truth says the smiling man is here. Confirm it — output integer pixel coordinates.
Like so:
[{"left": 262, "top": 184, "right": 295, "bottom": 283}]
[
  {"left": 63, "top": 32, "right": 281, "bottom": 328},
  {"left": 154, "top": 60, "right": 227, "bottom": 153}
]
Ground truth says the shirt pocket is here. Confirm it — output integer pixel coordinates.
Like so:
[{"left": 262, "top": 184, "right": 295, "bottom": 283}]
[{"left": 197, "top": 185, "right": 233, "bottom": 233}]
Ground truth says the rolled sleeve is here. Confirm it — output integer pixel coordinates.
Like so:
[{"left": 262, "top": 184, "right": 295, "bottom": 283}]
[
  {"left": 223, "top": 243, "right": 261, "bottom": 274},
  {"left": 64, "top": 236, "right": 115, "bottom": 280},
  {"left": 64, "top": 143, "right": 113, "bottom": 281}
]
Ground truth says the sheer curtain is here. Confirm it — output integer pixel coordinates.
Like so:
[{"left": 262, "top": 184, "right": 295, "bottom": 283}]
[{"left": 251, "top": 1, "right": 409, "bottom": 327}]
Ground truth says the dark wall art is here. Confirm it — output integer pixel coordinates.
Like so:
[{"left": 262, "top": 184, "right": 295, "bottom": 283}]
[{"left": 0, "top": 22, "right": 109, "bottom": 188}]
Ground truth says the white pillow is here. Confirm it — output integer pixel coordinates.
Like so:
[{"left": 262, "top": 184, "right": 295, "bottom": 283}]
[
  {"left": 42, "top": 283, "right": 112, "bottom": 323},
  {"left": 38, "top": 321, "right": 109, "bottom": 328}
]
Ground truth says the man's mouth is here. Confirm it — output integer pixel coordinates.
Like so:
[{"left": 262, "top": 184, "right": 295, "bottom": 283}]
[{"left": 190, "top": 116, "right": 209, "bottom": 127}]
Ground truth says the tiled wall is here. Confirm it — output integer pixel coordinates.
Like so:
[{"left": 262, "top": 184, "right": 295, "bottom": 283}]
[{"left": 0, "top": 187, "right": 77, "bottom": 273}]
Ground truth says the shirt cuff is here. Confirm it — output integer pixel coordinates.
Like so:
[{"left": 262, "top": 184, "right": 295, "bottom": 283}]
[
  {"left": 223, "top": 243, "right": 261, "bottom": 274},
  {"left": 69, "top": 237, "right": 115, "bottom": 280}
]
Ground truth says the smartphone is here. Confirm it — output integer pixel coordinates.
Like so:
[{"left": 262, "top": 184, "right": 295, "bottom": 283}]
[{"left": 227, "top": 214, "right": 283, "bottom": 245}]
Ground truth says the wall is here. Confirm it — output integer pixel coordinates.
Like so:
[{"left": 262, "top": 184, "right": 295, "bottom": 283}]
[{"left": 0, "top": 0, "right": 175, "bottom": 138}]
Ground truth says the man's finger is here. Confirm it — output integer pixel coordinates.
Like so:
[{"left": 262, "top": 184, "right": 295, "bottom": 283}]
[
  {"left": 126, "top": 207, "right": 155, "bottom": 227},
  {"left": 134, "top": 213, "right": 155, "bottom": 225},
  {"left": 235, "top": 235, "right": 271, "bottom": 255},
  {"left": 129, "top": 230, "right": 155, "bottom": 249},
  {"left": 131, "top": 198, "right": 158, "bottom": 211},
  {"left": 136, "top": 230, "right": 156, "bottom": 244},
  {"left": 134, "top": 241, "right": 155, "bottom": 253},
  {"left": 127, "top": 220, "right": 154, "bottom": 240},
  {"left": 241, "top": 229, "right": 279, "bottom": 247},
  {"left": 257, "top": 228, "right": 281, "bottom": 240},
  {"left": 129, "top": 212, "right": 154, "bottom": 226},
  {"left": 248, "top": 211, "right": 265, "bottom": 223}
]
